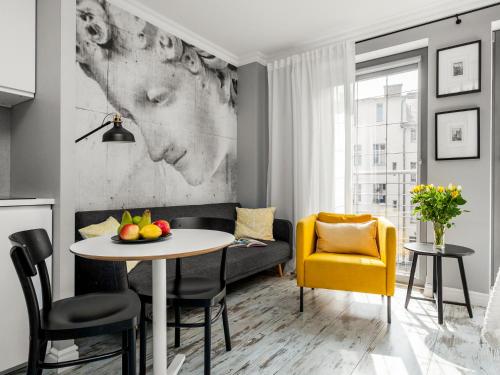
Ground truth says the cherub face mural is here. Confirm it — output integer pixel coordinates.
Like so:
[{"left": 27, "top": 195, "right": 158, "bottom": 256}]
[{"left": 76, "top": 0, "right": 237, "bottom": 186}]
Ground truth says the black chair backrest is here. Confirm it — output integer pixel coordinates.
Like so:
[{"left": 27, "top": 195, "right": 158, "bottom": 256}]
[
  {"left": 170, "top": 217, "right": 232, "bottom": 284},
  {"left": 9, "top": 229, "right": 54, "bottom": 333}
]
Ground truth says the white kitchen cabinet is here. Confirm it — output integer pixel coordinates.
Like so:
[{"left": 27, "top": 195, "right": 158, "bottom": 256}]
[
  {"left": 0, "top": 201, "right": 53, "bottom": 372},
  {"left": 0, "top": 0, "right": 36, "bottom": 107}
]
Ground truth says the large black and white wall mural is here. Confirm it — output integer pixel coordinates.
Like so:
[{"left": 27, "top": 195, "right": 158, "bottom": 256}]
[{"left": 75, "top": 0, "right": 237, "bottom": 210}]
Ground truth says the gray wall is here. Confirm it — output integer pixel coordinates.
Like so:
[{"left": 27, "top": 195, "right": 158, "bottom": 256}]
[
  {"left": 357, "top": 6, "right": 500, "bottom": 294},
  {"left": 10, "top": 0, "right": 76, "bottom": 355},
  {"left": 237, "top": 62, "right": 268, "bottom": 208},
  {"left": 0, "top": 108, "right": 10, "bottom": 196}
]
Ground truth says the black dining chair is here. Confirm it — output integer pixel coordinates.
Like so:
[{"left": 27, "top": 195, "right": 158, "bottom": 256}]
[
  {"left": 9, "top": 228, "right": 140, "bottom": 375},
  {"left": 131, "top": 217, "right": 232, "bottom": 375}
]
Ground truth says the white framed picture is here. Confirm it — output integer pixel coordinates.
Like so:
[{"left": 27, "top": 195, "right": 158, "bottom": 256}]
[
  {"left": 435, "top": 108, "right": 479, "bottom": 160},
  {"left": 437, "top": 40, "right": 481, "bottom": 97}
]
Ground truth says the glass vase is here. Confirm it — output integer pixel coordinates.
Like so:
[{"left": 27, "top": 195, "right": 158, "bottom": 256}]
[{"left": 433, "top": 222, "right": 446, "bottom": 251}]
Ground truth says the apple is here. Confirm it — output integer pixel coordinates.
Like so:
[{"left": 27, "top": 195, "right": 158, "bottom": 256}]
[
  {"left": 119, "top": 223, "right": 140, "bottom": 241},
  {"left": 153, "top": 219, "right": 170, "bottom": 236}
]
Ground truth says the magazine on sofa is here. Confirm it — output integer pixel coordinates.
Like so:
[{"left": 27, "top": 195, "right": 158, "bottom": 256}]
[{"left": 229, "top": 238, "right": 267, "bottom": 248}]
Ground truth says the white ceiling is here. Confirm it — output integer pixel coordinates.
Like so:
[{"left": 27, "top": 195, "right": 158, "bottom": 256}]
[{"left": 127, "top": 0, "right": 498, "bottom": 65}]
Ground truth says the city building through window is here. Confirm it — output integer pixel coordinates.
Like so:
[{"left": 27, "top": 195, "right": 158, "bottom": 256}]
[{"left": 353, "top": 61, "right": 419, "bottom": 277}]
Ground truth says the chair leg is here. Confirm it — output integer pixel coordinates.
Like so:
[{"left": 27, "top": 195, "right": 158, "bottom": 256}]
[
  {"left": 122, "top": 330, "right": 129, "bottom": 375},
  {"left": 128, "top": 328, "right": 137, "bottom": 375},
  {"left": 221, "top": 299, "right": 232, "bottom": 351},
  {"left": 139, "top": 303, "right": 147, "bottom": 375},
  {"left": 204, "top": 307, "right": 212, "bottom": 375},
  {"left": 27, "top": 337, "right": 41, "bottom": 375},
  {"left": 299, "top": 287, "right": 304, "bottom": 312},
  {"left": 387, "top": 296, "right": 392, "bottom": 324},
  {"left": 174, "top": 305, "right": 181, "bottom": 348},
  {"left": 35, "top": 339, "right": 48, "bottom": 375}
]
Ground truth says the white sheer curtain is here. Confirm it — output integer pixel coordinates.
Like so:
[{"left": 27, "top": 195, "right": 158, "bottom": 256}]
[{"left": 267, "top": 41, "right": 355, "bottom": 269}]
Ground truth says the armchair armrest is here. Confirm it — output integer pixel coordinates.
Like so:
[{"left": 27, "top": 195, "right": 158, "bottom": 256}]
[
  {"left": 296, "top": 214, "right": 318, "bottom": 286},
  {"left": 377, "top": 217, "right": 397, "bottom": 296}
]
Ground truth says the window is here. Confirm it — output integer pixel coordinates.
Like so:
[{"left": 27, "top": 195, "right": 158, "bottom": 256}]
[
  {"left": 410, "top": 128, "right": 417, "bottom": 142},
  {"left": 376, "top": 103, "right": 384, "bottom": 122},
  {"left": 373, "top": 143, "right": 386, "bottom": 166},
  {"left": 353, "top": 144, "right": 362, "bottom": 167},
  {"left": 355, "top": 183, "right": 362, "bottom": 203},
  {"left": 373, "top": 183, "right": 386, "bottom": 204},
  {"left": 354, "top": 62, "right": 420, "bottom": 279}
]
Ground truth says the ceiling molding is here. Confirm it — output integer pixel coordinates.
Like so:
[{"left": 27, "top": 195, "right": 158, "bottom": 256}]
[
  {"left": 264, "top": 0, "right": 498, "bottom": 63},
  {"left": 237, "top": 52, "right": 267, "bottom": 66},
  {"left": 107, "top": 0, "right": 240, "bottom": 66},
  {"left": 107, "top": 0, "right": 497, "bottom": 67}
]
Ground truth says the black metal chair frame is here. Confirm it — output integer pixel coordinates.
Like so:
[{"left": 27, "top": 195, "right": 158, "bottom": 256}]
[
  {"left": 137, "top": 217, "right": 232, "bottom": 375},
  {"left": 9, "top": 229, "right": 138, "bottom": 375}
]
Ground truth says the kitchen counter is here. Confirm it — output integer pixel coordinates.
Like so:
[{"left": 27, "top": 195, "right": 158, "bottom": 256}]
[{"left": 0, "top": 198, "right": 55, "bottom": 207}]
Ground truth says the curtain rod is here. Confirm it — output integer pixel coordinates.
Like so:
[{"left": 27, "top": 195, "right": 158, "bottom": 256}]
[{"left": 356, "top": 2, "right": 500, "bottom": 44}]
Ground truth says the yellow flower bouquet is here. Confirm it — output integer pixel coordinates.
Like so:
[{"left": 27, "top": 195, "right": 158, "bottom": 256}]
[{"left": 410, "top": 184, "right": 467, "bottom": 250}]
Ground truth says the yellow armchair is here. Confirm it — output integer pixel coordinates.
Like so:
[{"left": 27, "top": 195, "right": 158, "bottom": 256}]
[{"left": 296, "top": 214, "right": 397, "bottom": 322}]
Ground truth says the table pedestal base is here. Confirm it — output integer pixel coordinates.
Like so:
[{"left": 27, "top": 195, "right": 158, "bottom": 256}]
[{"left": 152, "top": 259, "right": 185, "bottom": 375}]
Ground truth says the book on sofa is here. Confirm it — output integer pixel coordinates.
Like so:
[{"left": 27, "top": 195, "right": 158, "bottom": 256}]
[{"left": 229, "top": 238, "right": 268, "bottom": 248}]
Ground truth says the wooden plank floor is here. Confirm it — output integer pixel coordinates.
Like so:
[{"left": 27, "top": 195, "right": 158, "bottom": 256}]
[{"left": 9, "top": 273, "right": 500, "bottom": 374}]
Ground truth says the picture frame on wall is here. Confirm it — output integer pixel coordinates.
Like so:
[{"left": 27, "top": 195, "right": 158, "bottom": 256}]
[
  {"left": 436, "top": 40, "right": 481, "bottom": 97},
  {"left": 435, "top": 108, "right": 479, "bottom": 160}
]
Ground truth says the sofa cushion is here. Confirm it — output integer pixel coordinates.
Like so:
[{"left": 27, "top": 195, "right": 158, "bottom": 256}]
[
  {"left": 78, "top": 216, "right": 120, "bottom": 239},
  {"left": 304, "top": 252, "right": 386, "bottom": 295},
  {"left": 128, "top": 240, "right": 291, "bottom": 296},
  {"left": 234, "top": 207, "right": 276, "bottom": 241}
]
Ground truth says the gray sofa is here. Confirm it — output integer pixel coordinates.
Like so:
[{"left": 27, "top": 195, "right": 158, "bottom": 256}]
[{"left": 74, "top": 202, "right": 293, "bottom": 295}]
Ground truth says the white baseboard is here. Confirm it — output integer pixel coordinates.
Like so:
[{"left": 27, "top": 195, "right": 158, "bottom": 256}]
[
  {"left": 45, "top": 344, "right": 79, "bottom": 374},
  {"left": 442, "top": 287, "right": 489, "bottom": 308},
  {"left": 405, "top": 283, "right": 489, "bottom": 307}
]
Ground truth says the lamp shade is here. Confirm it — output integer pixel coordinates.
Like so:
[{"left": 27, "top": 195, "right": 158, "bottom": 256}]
[{"left": 102, "top": 124, "right": 135, "bottom": 143}]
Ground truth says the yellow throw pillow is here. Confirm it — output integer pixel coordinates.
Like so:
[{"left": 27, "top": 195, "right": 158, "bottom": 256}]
[
  {"left": 234, "top": 207, "right": 276, "bottom": 241},
  {"left": 78, "top": 216, "right": 139, "bottom": 272},
  {"left": 316, "top": 220, "right": 379, "bottom": 257},
  {"left": 318, "top": 212, "right": 372, "bottom": 224}
]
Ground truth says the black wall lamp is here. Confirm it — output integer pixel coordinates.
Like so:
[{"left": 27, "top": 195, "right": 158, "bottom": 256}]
[{"left": 75, "top": 113, "right": 135, "bottom": 143}]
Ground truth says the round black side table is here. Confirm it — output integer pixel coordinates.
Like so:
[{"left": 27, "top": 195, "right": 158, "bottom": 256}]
[{"left": 403, "top": 242, "right": 474, "bottom": 325}]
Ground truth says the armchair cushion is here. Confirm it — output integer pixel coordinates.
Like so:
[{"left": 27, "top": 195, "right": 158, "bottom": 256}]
[
  {"left": 304, "top": 252, "right": 387, "bottom": 295},
  {"left": 316, "top": 220, "right": 379, "bottom": 257}
]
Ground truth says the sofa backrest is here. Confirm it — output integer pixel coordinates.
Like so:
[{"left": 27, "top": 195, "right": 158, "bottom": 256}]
[{"left": 75, "top": 202, "right": 241, "bottom": 241}]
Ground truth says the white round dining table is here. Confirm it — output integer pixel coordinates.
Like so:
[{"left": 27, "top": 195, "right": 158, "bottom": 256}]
[{"left": 70, "top": 228, "right": 235, "bottom": 375}]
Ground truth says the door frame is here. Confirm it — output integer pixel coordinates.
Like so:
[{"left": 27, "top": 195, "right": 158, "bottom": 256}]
[{"left": 355, "top": 47, "right": 429, "bottom": 285}]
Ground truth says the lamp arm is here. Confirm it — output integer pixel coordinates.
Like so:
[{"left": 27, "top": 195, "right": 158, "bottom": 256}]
[{"left": 75, "top": 121, "right": 113, "bottom": 143}]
